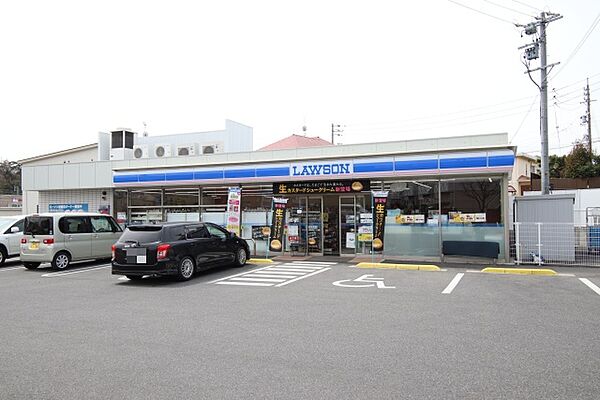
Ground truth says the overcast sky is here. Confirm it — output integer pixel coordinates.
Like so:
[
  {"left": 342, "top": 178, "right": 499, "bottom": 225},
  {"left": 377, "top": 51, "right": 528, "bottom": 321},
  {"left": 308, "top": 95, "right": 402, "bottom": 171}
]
[{"left": 1, "top": 0, "right": 598, "bottom": 161}]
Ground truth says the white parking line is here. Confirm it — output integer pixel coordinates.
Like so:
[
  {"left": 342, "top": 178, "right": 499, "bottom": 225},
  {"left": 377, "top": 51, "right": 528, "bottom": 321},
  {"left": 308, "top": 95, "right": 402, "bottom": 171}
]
[
  {"left": 259, "top": 270, "right": 306, "bottom": 276},
  {"left": 207, "top": 265, "right": 277, "bottom": 284},
  {"left": 41, "top": 264, "right": 111, "bottom": 277},
  {"left": 246, "top": 273, "right": 299, "bottom": 279},
  {"left": 442, "top": 273, "right": 464, "bottom": 294},
  {"left": 0, "top": 266, "right": 25, "bottom": 272},
  {"left": 267, "top": 268, "right": 321, "bottom": 273},
  {"left": 230, "top": 277, "right": 286, "bottom": 283},
  {"left": 579, "top": 278, "right": 600, "bottom": 296},
  {"left": 282, "top": 263, "right": 327, "bottom": 267},
  {"left": 275, "top": 267, "right": 331, "bottom": 287},
  {"left": 215, "top": 281, "right": 274, "bottom": 287},
  {"left": 291, "top": 261, "right": 337, "bottom": 265}
]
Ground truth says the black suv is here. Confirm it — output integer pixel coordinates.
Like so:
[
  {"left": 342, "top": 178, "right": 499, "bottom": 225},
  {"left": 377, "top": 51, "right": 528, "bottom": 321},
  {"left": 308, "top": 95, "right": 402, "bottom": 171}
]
[{"left": 111, "top": 222, "right": 250, "bottom": 281}]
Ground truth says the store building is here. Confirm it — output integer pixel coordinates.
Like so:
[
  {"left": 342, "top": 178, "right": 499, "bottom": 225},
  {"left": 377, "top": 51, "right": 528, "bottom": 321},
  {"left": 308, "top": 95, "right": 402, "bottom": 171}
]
[{"left": 20, "top": 121, "right": 515, "bottom": 261}]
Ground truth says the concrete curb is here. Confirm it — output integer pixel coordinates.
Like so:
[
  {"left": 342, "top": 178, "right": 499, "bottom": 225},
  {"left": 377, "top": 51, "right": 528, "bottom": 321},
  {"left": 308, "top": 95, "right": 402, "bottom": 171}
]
[
  {"left": 481, "top": 267, "right": 557, "bottom": 276},
  {"left": 356, "top": 262, "right": 441, "bottom": 272},
  {"left": 248, "top": 258, "right": 274, "bottom": 264}
]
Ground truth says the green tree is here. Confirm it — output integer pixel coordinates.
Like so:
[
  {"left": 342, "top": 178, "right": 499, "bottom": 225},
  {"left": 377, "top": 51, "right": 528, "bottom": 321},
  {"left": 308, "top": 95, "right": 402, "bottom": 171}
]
[
  {"left": 563, "top": 142, "right": 600, "bottom": 178},
  {"left": 0, "top": 161, "right": 21, "bottom": 194},
  {"left": 549, "top": 154, "right": 566, "bottom": 178}
]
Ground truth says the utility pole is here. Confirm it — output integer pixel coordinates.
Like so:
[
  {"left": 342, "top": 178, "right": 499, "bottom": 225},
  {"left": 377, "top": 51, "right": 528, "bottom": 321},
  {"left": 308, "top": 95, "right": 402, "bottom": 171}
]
[
  {"left": 331, "top": 123, "right": 343, "bottom": 145},
  {"left": 581, "top": 78, "right": 595, "bottom": 155},
  {"left": 518, "top": 11, "right": 562, "bottom": 195}
]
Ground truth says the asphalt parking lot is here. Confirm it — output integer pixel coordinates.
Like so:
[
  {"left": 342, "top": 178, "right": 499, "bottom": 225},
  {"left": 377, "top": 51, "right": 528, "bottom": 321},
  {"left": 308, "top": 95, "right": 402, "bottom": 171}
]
[{"left": 1, "top": 259, "right": 599, "bottom": 400}]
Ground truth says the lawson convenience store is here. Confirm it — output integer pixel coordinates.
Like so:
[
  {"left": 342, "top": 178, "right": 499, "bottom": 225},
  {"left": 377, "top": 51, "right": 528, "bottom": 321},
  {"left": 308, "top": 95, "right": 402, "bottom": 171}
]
[{"left": 107, "top": 135, "right": 514, "bottom": 261}]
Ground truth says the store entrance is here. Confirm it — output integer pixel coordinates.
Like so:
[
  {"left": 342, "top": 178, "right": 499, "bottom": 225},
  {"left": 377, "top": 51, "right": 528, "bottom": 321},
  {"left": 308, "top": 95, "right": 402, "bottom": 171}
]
[
  {"left": 287, "top": 197, "right": 324, "bottom": 255},
  {"left": 285, "top": 196, "right": 341, "bottom": 256}
]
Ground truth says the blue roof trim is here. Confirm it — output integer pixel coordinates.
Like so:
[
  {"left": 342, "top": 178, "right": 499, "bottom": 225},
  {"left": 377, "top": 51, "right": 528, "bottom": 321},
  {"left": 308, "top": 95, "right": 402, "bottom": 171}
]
[
  {"left": 193, "top": 170, "right": 224, "bottom": 180},
  {"left": 138, "top": 173, "right": 166, "bottom": 182},
  {"left": 488, "top": 154, "right": 514, "bottom": 167},
  {"left": 440, "top": 156, "right": 487, "bottom": 169},
  {"left": 394, "top": 159, "right": 438, "bottom": 171},
  {"left": 114, "top": 175, "right": 139, "bottom": 183},
  {"left": 165, "top": 171, "right": 194, "bottom": 181},
  {"left": 224, "top": 169, "right": 256, "bottom": 179},
  {"left": 256, "top": 167, "right": 290, "bottom": 177},
  {"left": 113, "top": 152, "right": 515, "bottom": 184},
  {"left": 354, "top": 162, "right": 394, "bottom": 173}
]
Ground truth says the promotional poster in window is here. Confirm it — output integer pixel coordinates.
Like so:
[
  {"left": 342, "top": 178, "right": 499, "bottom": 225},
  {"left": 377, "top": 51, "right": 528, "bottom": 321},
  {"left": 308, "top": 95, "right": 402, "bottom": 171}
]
[
  {"left": 372, "top": 191, "right": 389, "bottom": 252},
  {"left": 269, "top": 198, "right": 288, "bottom": 252}
]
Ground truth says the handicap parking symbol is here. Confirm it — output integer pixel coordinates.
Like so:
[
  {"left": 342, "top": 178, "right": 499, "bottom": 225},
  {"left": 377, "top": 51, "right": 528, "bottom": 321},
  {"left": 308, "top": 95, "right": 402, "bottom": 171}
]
[{"left": 332, "top": 274, "right": 395, "bottom": 289}]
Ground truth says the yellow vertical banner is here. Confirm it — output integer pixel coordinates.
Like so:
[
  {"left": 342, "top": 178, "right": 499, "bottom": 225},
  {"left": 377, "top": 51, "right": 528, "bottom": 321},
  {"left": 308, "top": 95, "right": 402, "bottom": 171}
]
[{"left": 372, "top": 190, "right": 389, "bottom": 252}]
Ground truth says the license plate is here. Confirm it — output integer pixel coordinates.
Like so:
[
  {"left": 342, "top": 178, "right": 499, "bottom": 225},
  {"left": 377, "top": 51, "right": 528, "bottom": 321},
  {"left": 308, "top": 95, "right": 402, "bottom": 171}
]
[
  {"left": 29, "top": 242, "right": 39, "bottom": 250},
  {"left": 126, "top": 248, "right": 146, "bottom": 264}
]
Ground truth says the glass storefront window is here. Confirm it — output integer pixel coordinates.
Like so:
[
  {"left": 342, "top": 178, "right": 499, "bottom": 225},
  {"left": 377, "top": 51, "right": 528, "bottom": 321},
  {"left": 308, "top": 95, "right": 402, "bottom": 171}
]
[
  {"left": 164, "top": 188, "right": 200, "bottom": 206},
  {"left": 200, "top": 187, "right": 227, "bottom": 226},
  {"left": 440, "top": 177, "right": 504, "bottom": 259},
  {"left": 240, "top": 185, "right": 273, "bottom": 255},
  {"left": 130, "top": 189, "right": 162, "bottom": 207},
  {"left": 383, "top": 180, "right": 440, "bottom": 257}
]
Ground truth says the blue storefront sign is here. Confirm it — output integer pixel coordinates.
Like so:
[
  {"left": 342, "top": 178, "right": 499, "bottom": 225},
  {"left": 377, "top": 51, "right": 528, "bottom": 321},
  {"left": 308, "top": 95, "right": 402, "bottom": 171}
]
[{"left": 49, "top": 203, "right": 89, "bottom": 213}]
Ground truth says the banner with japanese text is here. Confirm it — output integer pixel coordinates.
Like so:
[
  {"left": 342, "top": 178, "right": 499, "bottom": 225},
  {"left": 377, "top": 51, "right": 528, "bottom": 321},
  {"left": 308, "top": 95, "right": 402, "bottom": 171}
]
[
  {"left": 273, "top": 180, "right": 370, "bottom": 195},
  {"left": 269, "top": 197, "right": 288, "bottom": 252},
  {"left": 372, "top": 191, "right": 389, "bottom": 252},
  {"left": 226, "top": 187, "right": 242, "bottom": 236}
]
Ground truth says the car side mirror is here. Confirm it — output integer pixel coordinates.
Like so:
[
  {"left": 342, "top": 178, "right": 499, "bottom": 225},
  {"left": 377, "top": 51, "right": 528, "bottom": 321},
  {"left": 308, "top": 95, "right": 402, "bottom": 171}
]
[{"left": 10, "top": 226, "right": 19, "bottom": 233}]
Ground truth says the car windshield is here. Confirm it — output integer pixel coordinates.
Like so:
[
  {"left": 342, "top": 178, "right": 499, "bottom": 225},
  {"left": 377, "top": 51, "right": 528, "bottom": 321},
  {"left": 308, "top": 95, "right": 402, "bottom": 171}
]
[
  {"left": 24, "top": 216, "right": 53, "bottom": 236},
  {"left": 119, "top": 226, "right": 163, "bottom": 244}
]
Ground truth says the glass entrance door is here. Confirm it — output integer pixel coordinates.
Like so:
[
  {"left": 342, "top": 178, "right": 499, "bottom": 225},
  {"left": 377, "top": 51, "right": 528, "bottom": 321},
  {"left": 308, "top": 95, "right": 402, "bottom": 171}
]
[
  {"left": 307, "top": 197, "right": 322, "bottom": 254},
  {"left": 286, "top": 197, "right": 323, "bottom": 255},
  {"left": 340, "top": 196, "right": 356, "bottom": 255},
  {"left": 323, "top": 196, "right": 339, "bottom": 255}
]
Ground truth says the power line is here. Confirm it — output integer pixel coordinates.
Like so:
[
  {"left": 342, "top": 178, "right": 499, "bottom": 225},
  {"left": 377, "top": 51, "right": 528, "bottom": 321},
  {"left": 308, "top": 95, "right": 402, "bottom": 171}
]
[
  {"left": 553, "top": 78, "right": 600, "bottom": 98},
  {"left": 344, "top": 109, "right": 532, "bottom": 136},
  {"left": 510, "top": 0, "right": 543, "bottom": 13},
  {"left": 521, "top": 138, "right": 600, "bottom": 154},
  {"left": 510, "top": 94, "right": 539, "bottom": 143},
  {"left": 552, "top": 10, "right": 600, "bottom": 79},
  {"left": 447, "top": 0, "right": 519, "bottom": 25},
  {"left": 483, "top": 0, "right": 535, "bottom": 18},
  {"left": 346, "top": 96, "right": 537, "bottom": 128},
  {"left": 552, "top": 72, "right": 600, "bottom": 92}
]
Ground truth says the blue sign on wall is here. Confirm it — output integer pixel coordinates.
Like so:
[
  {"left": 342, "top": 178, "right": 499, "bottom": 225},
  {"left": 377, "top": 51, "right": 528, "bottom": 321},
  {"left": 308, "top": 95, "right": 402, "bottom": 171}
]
[{"left": 48, "top": 203, "right": 89, "bottom": 213}]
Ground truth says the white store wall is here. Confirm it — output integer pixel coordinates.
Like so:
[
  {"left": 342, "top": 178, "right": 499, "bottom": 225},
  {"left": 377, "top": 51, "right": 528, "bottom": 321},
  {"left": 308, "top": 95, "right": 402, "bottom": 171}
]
[{"left": 38, "top": 189, "right": 113, "bottom": 215}]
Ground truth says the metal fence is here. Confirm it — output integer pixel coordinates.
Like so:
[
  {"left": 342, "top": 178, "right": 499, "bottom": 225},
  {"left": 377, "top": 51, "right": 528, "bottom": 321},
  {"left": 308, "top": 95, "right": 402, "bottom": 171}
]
[{"left": 512, "top": 222, "right": 600, "bottom": 266}]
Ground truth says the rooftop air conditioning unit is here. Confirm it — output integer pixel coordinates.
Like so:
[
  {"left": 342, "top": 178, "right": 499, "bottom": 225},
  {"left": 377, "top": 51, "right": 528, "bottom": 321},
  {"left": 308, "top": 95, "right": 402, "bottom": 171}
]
[
  {"left": 133, "top": 144, "right": 149, "bottom": 159},
  {"left": 177, "top": 144, "right": 197, "bottom": 157},
  {"left": 154, "top": 144, "right": 171, "bottom": 158},
  {"left": 202, "top": 143, "right": 223, "bottom": 154}
]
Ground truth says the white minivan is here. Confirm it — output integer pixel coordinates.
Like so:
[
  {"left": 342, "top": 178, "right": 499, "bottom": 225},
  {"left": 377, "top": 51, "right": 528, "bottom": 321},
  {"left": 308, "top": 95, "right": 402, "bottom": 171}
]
[
  {"left": 20, "top": 212, "right": 123, "bottom": 270},
  {"left": 0, "top": 215, "right": 25, "bottom": 266}
]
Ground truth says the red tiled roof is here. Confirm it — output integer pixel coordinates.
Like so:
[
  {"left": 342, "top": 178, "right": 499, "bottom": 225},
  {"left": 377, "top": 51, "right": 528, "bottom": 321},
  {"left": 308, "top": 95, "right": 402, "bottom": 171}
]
[{"left": 259, "top": 134, "right": 333, "bottom": 151}]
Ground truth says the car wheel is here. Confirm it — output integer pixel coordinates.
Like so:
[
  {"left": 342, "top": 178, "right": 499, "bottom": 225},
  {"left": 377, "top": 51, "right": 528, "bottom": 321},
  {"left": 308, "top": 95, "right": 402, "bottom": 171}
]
[
  {"left": 126, "top": 275, "right": 143, "bottom": 281},
  {"left": 177, "top": 256, "right": 195, "bottom": 281},
  {"left": 51, "top": 251, "right": 71, "bottom": 270},
  {"left": 0, "top": 246, "right": 6, "bottom": 266},
  {"left": 234, "top": 247, "right": 248, "bottom": 267},
  {"left": 23, "top": 262, "right": 41, "bottom": 270}
]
